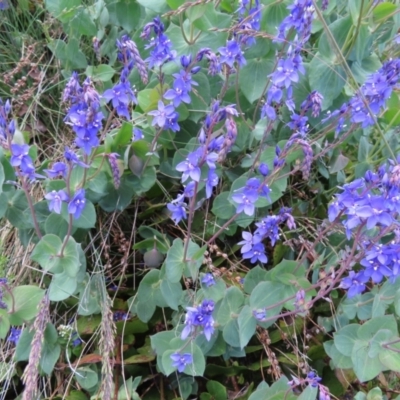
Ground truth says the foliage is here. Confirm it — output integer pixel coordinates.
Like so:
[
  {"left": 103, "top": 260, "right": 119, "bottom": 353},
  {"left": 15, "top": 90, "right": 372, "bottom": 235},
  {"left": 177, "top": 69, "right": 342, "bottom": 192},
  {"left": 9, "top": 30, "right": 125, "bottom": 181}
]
[{"left": 0, "top": 0, "right": 400, "bottom": 399}]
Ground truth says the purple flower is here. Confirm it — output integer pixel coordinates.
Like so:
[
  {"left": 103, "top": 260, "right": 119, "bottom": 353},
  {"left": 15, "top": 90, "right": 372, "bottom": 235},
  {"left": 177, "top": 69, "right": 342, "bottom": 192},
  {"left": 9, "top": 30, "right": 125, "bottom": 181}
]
[
  {"left": 68, "top": 189, "right": 86, "bottom": 219},
  {"left": 64, "top": 147, "right": 89, "bottom": 168},
  {"left": 8, "top": 327, "right": 22, "bottom": 344},
  {"left": 307, "top": 371, "right": 322, "bottom": 388},
  {"left": 103, "top": 80, "right": 137, "bottom": 119},
  {"left": 340, "top": 271, "right": 368, "bottom": 298},
  {"left": 44, "top": 162, "right": 67, "bottom": 179},
  {"left": 271, "top": 58, "right": 299, "bottom": 89},
  {"left": 170, "top": 352, "right": 193, "bottom": 373},
  {"left": 253, "top": 309, "right": 267, "bottom": 321},
  {"left": 10, "top": 144, "right": 38, "bottom": 179},
  {"left": 259, "top": 163, "right": 269, "bottom": 176},
  {"left": 201, "top": 273, "right": 215, "bottom": 287},
  {"left": 45, "top": 190, "right": 69, "bottom": 214},
  {"left": 148, "top": 101, "right": 177, "bottom": 129},
  {"left": 181, "top": 299, "right": 215, "bottom": 341},
  {"left": 164, "top": 78, "right": 191, "bottom": 107},
  {"left": 132, "top": 127, "right": 144, "bottom": 141},
  {"left": 238, "top": 231, "right": 262, "bottom": 253},
  {"left": 205, "top": 168, "right": 219, "bottom": 199},
  {"left": 219, "top": 40, "right": 246, "bottom": 68},
  {"left": 175, "top": 150, "right": 202, "bottom": 182},
  {"left": 167, "top": 198, "right": 187, "bottom": 224},
  {"left": 242, "top": 242, "right": 268, "bottom": 264}
]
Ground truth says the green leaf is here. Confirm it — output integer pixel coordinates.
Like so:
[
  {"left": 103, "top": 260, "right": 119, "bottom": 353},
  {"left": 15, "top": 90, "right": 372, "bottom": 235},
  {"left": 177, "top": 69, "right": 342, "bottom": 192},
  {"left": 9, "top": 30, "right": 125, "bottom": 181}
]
[
  {"left": 113, "top": 0, "right": 142, "bottom": 32},
  {"left": 351, "top": 340, "right": 383, "bottom": 382},
  {"left": 0, "top": 310, "right": 10, "bottom": 340},
  {"left": 74, "top": 366, "right": 99, "bottom": 390},
  {"left": 334, "top": 324, "right": 360, "bottom": 356},
  {"left": 298, "top": 385, "right": 318, "bottom": 400},
  {"left": 31, "top": 234, "right": 80, "bottom": 277},
  {"left": 373, "top": 2, "right": 397, "bottom": 22},
  {"left": 113, "top": 122, "right": 133, "bottom": 147},
  {"left": 309, "top": 57, "right": 346, "bottom": 110},
  {"left": 212, "top": 192, "right": 236, "bottom": 219},
  {"left": 357, "top": 315, "right": 398, "bottom": 340},
  {"left": 65, "top": 38, "right": 87, "bottom": 69},
  {"left": 324, "top": 340, "right": 353, "bottom": 369},
  {"left": 5, "top": 190, "right": 31, "bottom": 230},
  {"left": 239, "top": 58, "right": 273, "bottom": 103},
  {"left": 70, "top": 8, "right": 97, "bottom": 37},
  {"left": 15, "top": 329, "right": 34, "bottom": 361},
  {"left": 138, "top": 89, "right": 161, "bottom": 113},
  {"left": 48, "top": 272, "right": 78, "bottom": 301},
  {"left": 205, "top": 381, "right": 227, "bottom": 400},
  {"left": 165, "top": 238, "right": 185, "bottom": 283},
  {"left": 45, "top": 0, "right": 81, "bottom": 23},
  {"left": 40, "top": 323, "right": 61, "bottom": 374},
  {"left": 216, "top": 286, "right": 244, "bottom": 326},
  {"left": 238, "top": 305, "right": 257, "bottom": 349},
  {"left": 136, "top": 0, "right": 167, "bottom": 12},
  {"left": 222, "top": 319, "right": 240, "bottom": 347},
  {"left": 45, "top": 213, "right": 70, "bottom": 238},
  {"left": 192, "top": 4, "right": 232, "bottom": 31},
  {"left": 4, "top": 285, "right": 45, "bottom": 325},
  {"left": 318, "top": 16, "right": 352, "bottom": 61},
  {"left": 249, "top": 281, "right": 285, "bottom": 327},
  {"left": 372, "top": 280, "right": 397, "bottom": 317},
  {"left": 85, "top": 65, "right": 116, "bottom": 82},
  {"left": 379, "top": 341, "right": 400, "bottom": 372},
  {"left": 243, "top": 266, "right": 268, "bottom": 294},
  {"left": 160, "top": 279, "right": 183, "bottom": 310}
]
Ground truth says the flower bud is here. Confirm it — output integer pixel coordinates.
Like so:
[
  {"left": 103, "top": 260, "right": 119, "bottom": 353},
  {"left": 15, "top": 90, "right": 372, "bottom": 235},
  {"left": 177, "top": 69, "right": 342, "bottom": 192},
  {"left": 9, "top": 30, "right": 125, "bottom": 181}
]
[{"left": 143, "top": 248, "right": 164, "bottom": 268}]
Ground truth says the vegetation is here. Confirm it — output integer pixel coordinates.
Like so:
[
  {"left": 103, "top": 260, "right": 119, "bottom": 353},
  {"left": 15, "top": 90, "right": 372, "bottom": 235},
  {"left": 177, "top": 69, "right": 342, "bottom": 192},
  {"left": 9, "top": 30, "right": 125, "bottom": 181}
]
[{"left": 0, "top": 0, "right": 400, "bottom": 399}]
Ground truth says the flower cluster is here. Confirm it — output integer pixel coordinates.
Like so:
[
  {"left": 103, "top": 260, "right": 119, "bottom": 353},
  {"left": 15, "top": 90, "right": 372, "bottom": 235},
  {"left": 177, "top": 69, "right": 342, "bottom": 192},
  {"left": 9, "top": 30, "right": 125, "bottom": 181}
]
[
  {"left": 103, "top": 35, "right": 144, "bottom": 119},
  {"left": 141, "top": 17, "right": 176, "bottom": 69},
  {"left": 329, "top": 161, "right": 400, "bottom": 296},
  {"left": 181, "top": 299, "right": 215, "bottom": 341},
  {"left": 236, "top": 0, "right": 262, "bottom": 46},
  {"left": 324, "top": 58, "right": 400, "bottom": 134},
  {"left": 167, "top": 103, "right": 239, "bottom": 224},
  {"left": 238, "top": 207, "right": 296, "bottom": 264},
  {"left": 63, "top": 73, "right": 103, "bottom": 155}
]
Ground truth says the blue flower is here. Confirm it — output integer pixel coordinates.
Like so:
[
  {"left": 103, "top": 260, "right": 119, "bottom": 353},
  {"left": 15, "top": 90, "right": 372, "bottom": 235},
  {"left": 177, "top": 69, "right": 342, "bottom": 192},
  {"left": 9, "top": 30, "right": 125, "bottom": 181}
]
[
  {"left": 271, "top": 58, "right": 299, "bottom": 89},
  {"left": 205, "top": 168, "right": 219, "bottom": 199},
  {"left": 253, "top": 309, "right": 267, "bottom": 321},
  {"left": 68, "top": 189, "right": 86, "bottom": 219},
  {"left": 45, "top": 190, "right": 69, "bottom": 214},
  {"left": 258, "top": 163, "right": 269, "bottom": 177},
  {"left": 8, "top": 327, "right": 22, "bottom": 344},
  {"left": 103, "top": 80, "right": 137, "bottom": 119},
  {"left": 307, "top": 371, "right": 322, "bottom": 388},
  {"left": 340, "top": 271, "right": 368, "bottom": 298},
  {"left": 201, "top": 273, "right": 215, "bottom": 287},
  {"left": 242, "top": 242, "right": 268, "bottom": 264},
  {"left": 44, "top": 162, "right": 67, "bottom": 179},
  {"left": 219, "top": 40, "right": 246, "bottom": 68},
  {"left": 175, "top": 150, "right": 202, "bottom": 182},
  {"left": 170, "top": 352, "right": 193, "bottom": 373},
  {"left": 167, "top": 197, "right": 187, "bottom": 224},
  {"left": 181, "top": 299, "right": 215, "bottom": 341},
  {"left": 0, "top": 0, "right": 9, "bottom": 10},
  {"left": 132, "top": 127, "right": 144, "bottom": 141},
  {"left": 164, "top": 77, "right": 191, "bottom": 107},
  {"left": 64, "top": 147, "right": 89, "bottom": 168},
  {"left": 148, "top": 101, "right": 177, "bottom": 130}
]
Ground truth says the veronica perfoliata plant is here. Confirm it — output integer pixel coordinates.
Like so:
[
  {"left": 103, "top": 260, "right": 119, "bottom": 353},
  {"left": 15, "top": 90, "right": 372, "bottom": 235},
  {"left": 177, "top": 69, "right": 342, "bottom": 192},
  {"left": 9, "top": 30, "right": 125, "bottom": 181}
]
[{"left": 1, "top": 0, "right": 400, "bottom": 399}]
